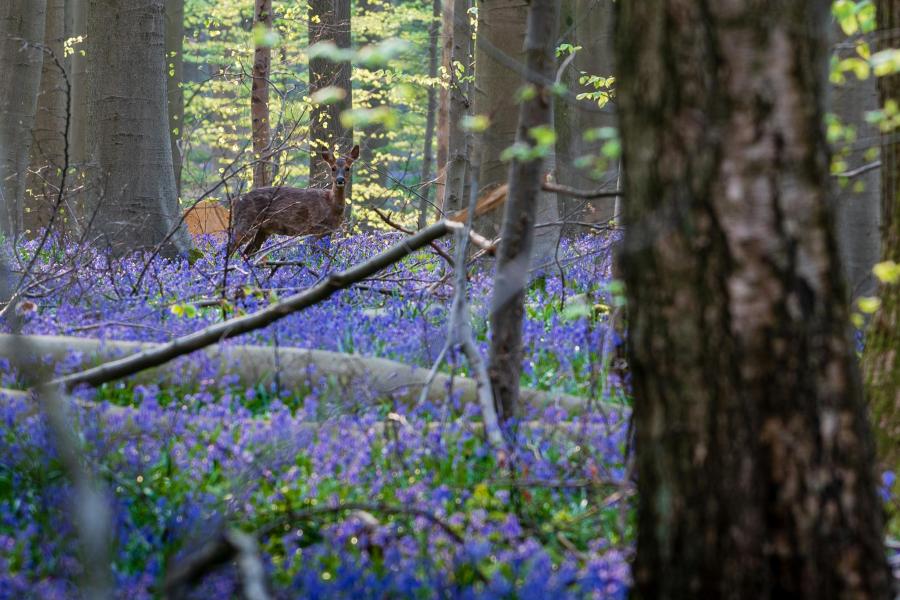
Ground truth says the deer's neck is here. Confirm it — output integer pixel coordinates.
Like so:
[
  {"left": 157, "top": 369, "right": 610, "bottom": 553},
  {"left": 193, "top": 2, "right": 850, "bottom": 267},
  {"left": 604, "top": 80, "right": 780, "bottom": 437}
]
[{"left": 330, "top": 183, "right": 346, "bottom": 211}]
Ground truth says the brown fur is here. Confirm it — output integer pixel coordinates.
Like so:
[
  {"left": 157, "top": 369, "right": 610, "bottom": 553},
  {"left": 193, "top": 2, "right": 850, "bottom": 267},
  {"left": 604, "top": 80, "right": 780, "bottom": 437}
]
[
  {"left": 229, "top": 145, "right": 359, "bottom": 256},
  {"left": 184, "top": 200, "right": 230, "bottom": 237}
]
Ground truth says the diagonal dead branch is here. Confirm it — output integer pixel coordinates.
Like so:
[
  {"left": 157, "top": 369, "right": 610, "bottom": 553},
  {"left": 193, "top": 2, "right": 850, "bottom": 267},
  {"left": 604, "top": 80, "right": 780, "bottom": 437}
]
[{"left": 49, "top": 220, "right": 457, "bottom": 392}]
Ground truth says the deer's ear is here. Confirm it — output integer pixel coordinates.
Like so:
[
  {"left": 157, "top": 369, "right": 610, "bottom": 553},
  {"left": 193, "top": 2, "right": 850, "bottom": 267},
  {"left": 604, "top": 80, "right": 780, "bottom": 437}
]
[
  {"left": 349, "top": 145, "right": 360, "bottom": 160},
  {"left": 320, "top": 149, "right": 334, "bottom": 164}
]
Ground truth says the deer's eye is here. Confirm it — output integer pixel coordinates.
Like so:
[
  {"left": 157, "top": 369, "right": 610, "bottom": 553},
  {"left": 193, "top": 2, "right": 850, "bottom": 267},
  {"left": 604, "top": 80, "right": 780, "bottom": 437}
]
[
  {"left": 345, "top": 167, "right": 350, "bottom": 172},
  {"left": 331, "top": 167, "right": 336, "bottom": 171}
]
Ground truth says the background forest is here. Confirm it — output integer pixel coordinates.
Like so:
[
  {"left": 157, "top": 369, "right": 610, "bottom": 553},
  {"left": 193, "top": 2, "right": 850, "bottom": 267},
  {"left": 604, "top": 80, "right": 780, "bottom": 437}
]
[{"left": 0, "top": 0, "right": 898, "bottom": 598}]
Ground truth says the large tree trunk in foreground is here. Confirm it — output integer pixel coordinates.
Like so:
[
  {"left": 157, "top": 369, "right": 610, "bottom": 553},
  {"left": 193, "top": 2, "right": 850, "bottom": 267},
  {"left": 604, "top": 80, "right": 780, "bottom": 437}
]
[
  {"left": 86, "top": 0, "right": 190, "bottom": 256},
  {"left": 165, "top": 0, "right": 185, "bottom": 194},
  {"left": 488, "top": 0, "right": 557, "bottom": 422},
  {"left": 308, "top": 0, "right": 353, "bottom": 190},
  {"left": 25, "top": 0, "right": 68, "bottom": 236},
  {"left": 616, "top": 1, "right": 892, "bottom": 597},
  {"left": 0, "top": 0, "right": 47, "bottom": 239},
  {"left": 251, "top": 0, "right": 272, "bottom": 189},
  {"left": 864, "top": 0, "right": 900, "bottom": 480}
]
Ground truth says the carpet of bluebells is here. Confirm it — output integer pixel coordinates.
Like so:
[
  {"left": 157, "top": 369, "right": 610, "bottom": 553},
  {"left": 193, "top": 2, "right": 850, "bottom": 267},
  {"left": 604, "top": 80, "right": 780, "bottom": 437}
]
[{"left": 0, "top": 233, "right": 635, "bottom": 598}]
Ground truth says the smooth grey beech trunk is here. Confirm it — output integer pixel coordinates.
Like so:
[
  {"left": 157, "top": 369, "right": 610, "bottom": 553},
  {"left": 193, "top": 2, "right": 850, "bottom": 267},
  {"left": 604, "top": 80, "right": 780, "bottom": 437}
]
[
  {"left": 440, "top": 0, "right": 471, "bottom": 217},
  {"left": 85, "top": 0, "right": 189, "bottom": 256},
  {"left": 416, "top": 0, "right": 441, "bottom": 229},
  {"left": 165, "top": 0, "right": 185, "bottom": 194},
  {"left": 25, "top": 0, "right": 68, "bottom": 236},
  {"left": 617, "top": 0, "right": 892, "bottom": 596},
  {"left": 555, "top": 0, "right": 617, "bottom": 231},
  {"left": 471, "top": 0, "right": 526, "bottom": 236},
  {"left": 829, "top": 25, "right": 882, "bottom": 302},
  {"left": 0, "top": 0, "right": 48, "bottom": 239}
]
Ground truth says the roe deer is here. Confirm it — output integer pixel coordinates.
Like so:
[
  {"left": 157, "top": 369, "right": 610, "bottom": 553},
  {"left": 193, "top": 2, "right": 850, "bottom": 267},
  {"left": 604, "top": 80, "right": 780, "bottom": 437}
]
[{"left": 229, "top": 145, "right": 359, "bottom": 256}]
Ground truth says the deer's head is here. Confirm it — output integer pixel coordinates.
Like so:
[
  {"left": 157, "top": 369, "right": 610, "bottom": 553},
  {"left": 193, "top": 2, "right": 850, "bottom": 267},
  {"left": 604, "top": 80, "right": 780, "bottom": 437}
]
[{"left": 321, "top": 144, "right": 360, "bottom": 190}]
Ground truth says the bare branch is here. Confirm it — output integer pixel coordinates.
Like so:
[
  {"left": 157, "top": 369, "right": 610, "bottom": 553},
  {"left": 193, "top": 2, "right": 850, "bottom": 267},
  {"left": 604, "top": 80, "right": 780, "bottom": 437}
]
[{"left": 541, "top": 180, "right": 623, "bottom": 199}]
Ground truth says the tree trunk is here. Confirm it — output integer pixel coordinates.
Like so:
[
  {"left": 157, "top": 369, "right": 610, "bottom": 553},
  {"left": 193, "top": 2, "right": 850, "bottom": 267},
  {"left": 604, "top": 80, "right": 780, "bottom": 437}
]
[
  {"left": 440, "top": 0, "right": 471, "bottom": 217},
  {"left": 251, "top": 0, "right": 272, "bottom": 189},
  {"left": 617, "top": 1, "right": 892, "bottom": 597},
  {"left": 308, "top": 0, "right": 353, "bottom": 190},
  {"left": 555, "top": 0, "right": 617, "bottom": 232},
  {"left": 25, "top": 0, "right": 68, "bottom": 236},
  {"left": 417, "top": 0, "right": 440, "bottom": 229},
  {"left": 830, "top": 24, "right": 882, "bottom": 304},
  {"left": 472, "top": 0, "right": 526, "bottom": 236},
  {"left": 86, "top": 0, "right": 190, "bottom": 256},
  {"left": 69, "top": 0, "right": 87, "bottom": 167},
  {"left": 165, "top": 0, "right": 185, "bottom": 194},
  {"left": 0, "top": 0, "right": 47, "bottom": 239},
  {"left": 488, "top": 0, "right": 557, "bottom": 422},
  {"left": 435, "top": 0, "right": 452, "bottom": 214},
  {"left": 863, "top": 0, "right": 900, "bottom": 478},
  {"left": 68, "top": 0, "right": 89, "bottom": 227}
]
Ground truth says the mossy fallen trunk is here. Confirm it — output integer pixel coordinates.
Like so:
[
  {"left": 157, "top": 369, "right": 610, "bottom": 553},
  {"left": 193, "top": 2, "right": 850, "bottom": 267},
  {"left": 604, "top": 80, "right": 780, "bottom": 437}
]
[{"left": 0, "top": 334, "right": 594, "bottom": 413}]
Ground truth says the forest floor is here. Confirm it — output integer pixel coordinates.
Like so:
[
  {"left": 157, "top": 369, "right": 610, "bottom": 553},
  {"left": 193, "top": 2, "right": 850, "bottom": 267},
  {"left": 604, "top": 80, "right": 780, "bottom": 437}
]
[{"left": 0, "top": 233, "right": 636, "bottom": 598}]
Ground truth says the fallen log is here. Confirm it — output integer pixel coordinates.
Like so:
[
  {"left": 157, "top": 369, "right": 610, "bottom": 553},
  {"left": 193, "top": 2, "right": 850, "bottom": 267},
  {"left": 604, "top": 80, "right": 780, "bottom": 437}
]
[{"left": 0, "top": 334, "right": 601, "bottom": 412}]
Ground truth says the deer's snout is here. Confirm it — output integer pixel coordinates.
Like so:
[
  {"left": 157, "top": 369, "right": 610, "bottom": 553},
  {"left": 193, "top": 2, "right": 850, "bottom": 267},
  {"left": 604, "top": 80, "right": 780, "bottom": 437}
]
[{"left": 335, "top": 175, "right": 346, "bottom": 186}]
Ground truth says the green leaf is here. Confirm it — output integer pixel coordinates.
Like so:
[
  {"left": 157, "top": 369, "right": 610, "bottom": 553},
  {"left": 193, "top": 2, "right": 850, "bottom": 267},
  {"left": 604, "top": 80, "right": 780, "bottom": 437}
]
[
  {"left": 873, "top": 260, "right": 900, "bottom": 284},
  {"left": 252, "top": 23, "right": 281, "bottom": 48},
  {"left": 459, "top": 114, "right": 490, "bottom": 133},
  {"left": 307, "top": 41, "right": 354, "bottom": 63},
  {"left": 871, "top": 49, "right": 900, "bottom": 77},
  {"left": 310, "top": 86, "right": 348, "bottom": 105},
  {"left": 528, "top": 125, "right": 556, "bottom": 147},
  {"left": 357, "top": 38, "right": 410, "bottom": 67},
  {"left": 857, "top": 296, "right": 880, "bottom": 314}
]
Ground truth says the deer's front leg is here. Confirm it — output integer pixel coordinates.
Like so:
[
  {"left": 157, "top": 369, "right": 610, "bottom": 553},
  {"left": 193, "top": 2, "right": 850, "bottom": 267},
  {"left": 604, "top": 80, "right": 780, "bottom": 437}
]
[{"left": 242, "top": 230, "right": 270, "bottom": 258}]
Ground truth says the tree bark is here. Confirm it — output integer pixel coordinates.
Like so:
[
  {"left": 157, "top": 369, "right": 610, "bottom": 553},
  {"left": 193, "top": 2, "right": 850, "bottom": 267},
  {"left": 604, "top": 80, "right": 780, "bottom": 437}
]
[
  {"left": 308, "top": 0, "right": 353, "bottom": 190},
  {"left": 488, "top": 0, "right": 557, "bottom": 422},
  {"left": 165, "top": 0, "right": 185, "bottom": 194},
  {"left": 863, "top": 0, "right": 900, "bottom": 476},
  {"left": 830, "top": 24, "right": 882, "bottom": 303},
  {"left": 617, "top": 1, "right": 892, "bottom": 597},
  {"left": 472, "top": 0, "right": 527, "bottom": 236},
  {"left": 86, "top": 0, "right": 190, "bottom": 256},
  {"left": 25, "top": 0, "right": 68, "bottom": 236},
  {"left": 440, "top": 0, "right": 471, "bottom": 217},
  {"left": 69, "top": 0, "right": 88, "bottom": 169},
  {"left": 251, "top": 0, "right": 272, "bottom": 189},
  {"left": 435, "top": 0, "right": 452, "bottom": 213},
  {"left": 555, "top": 0, "right": 617, "bottom": 231},
  {"left": 417, "top": 0, "right": 441, "bottom": 229},
  {"left": 0, "top": 0, "right": 47, "bottom": 239}
]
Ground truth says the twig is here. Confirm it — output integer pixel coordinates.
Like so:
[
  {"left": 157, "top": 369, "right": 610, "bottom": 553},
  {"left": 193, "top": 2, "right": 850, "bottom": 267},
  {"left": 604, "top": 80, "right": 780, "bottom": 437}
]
[
  {"left": 372, "top": 208, "right": 455, "bottom": 267},
  {"left": 419, "top": 150, "right": 506, "bottom": 451},
  {"left": 832, "top": 160, "right": 881, "bottom": 178},
  {"left": 540, "top": 180, "right": 622, "bottom": 199},
  {"left": 164, "top": 528, "right": 271, "bottom": 600}
]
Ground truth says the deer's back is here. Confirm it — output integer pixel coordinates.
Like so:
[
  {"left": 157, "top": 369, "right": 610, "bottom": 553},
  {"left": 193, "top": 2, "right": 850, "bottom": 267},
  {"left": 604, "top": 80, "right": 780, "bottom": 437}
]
[{"left": 233, "top": 186, "right": 342, "bottom": 236}]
